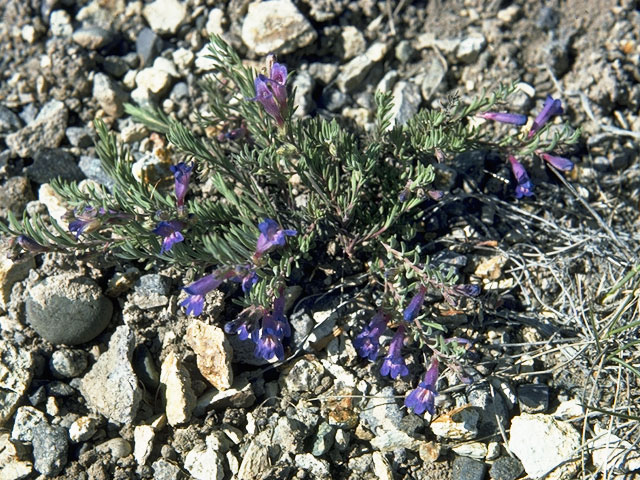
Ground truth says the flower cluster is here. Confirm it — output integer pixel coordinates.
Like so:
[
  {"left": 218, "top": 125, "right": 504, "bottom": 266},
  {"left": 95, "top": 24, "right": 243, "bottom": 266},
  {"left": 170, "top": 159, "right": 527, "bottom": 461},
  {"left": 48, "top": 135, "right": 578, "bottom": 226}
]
[
  {"left": 479, "top": 94, "right": 573, "bottom": 198},
  {"left": 248, "top": 55, "right": 288, "bottom": 127},
  {"left": 68, "top": 206, "right": 130, "bottom": 238},
  {"left": 153, "top": 162, "right": 193, "bottom": 254}
]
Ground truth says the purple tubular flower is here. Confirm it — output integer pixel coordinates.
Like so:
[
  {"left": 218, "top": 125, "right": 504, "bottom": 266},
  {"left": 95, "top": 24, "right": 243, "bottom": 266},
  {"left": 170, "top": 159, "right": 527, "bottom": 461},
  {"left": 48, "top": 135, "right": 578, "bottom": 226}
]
[
  {"left": 68, "top": 206, "right": 103, "bottom": 238},
  {"left": 528, "top": 95, "right": 563, "bottom": 138},
  {"left": 170, "top": 162, "right": 193, "bottom": 208},
  {"left": 403, "top": 286, "right": 427, "bottom": 323},
  {"left": 179, "top": 273, "right": 226, "bottom": 316},
  {"left": 241, "top": 270, "right": 259, "bottom": 294},
  {"left": 508, "top": 156, "right": 534, "bottom": 198},
  {"left": 380, "top": 326, "right": 409, "bottom": 379},
  {"left": 153, "top": 220, "right": 185, "bottom": 254},
  {"left": 249, "top": 75, "right": 284, "bottom": 127},
  {"left": 16, "top": 235, "right": 49, "bottom": 253},
  {"left": 269, "top": 62, "right": 288, "bottom": 107},
  {"left": 253, "top": 329, "right": 285, "bottom": 361},
  {"left": 540, "top": 153, "right": 574, "bottom": 171},
  {"left": 451, "top": 284, "right": 481, "bottom": 297},
  {"left": 225, "top": 305, "right": 264, "bottom": 341},
  {"left": 477, "top": 112, "right": 528, "bottom": 125},
  {"left": 405, "top": 358, "right": 439, "bottom": 415},
  {"left": 251, "top": 292, "right": 291, "bottom": 361},
  {"left": 254, "top": 218, "right": 297, "bottom": 258},
  {"left": 353, "top": 311, "right": 389, "bottom": 361}
]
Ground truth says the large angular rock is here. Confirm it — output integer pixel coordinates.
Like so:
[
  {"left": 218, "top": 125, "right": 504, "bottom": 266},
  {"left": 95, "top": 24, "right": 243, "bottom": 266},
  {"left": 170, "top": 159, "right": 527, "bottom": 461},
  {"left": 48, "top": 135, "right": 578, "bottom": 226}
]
[
  {"left": 186, "top": 320, "right": 233, "bottom": 391},
  {"left": 81, "top": 325, "right": 142, "bottom": 424},
  {"left": 241, "top": 0, "right": 317, "bottom": 55},
  {"left": 160, "top": 351, "right": 196, "bottom": 426}
]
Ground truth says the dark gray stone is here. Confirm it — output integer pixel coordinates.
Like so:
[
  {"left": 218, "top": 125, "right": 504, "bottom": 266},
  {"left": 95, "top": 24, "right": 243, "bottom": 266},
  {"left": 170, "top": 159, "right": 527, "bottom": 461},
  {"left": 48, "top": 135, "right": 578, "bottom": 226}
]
[
  {"left": 26, "top": 274, "right": 113, "bottom": 345},
  {"left": 5, "top": 100, "right": 69, "bottom": 158},
  {"left": 137, "top": 28, "right": 162, "bottom": 67},
  {"left": 489, "top": 456, "right": 524, "bottom": 480},
  {"left": 72, "top": 26, "right": 113, "bottom": 50},
  {"left": 65, "top": 127, "right": 93, "bottom": 148},
  {"left": 103, "top": 55, "right": 130, "bottom": 77},
  {"left": 0, "top": 104, "right": 22, "bottom": 133},
  {"left": 152, "top": 458, "right": 184, "bottom": 480},
  {"left": 135, "top": 274, "right": 171, "bottom": 296},
  {"left": 0, "top": 176, "right": 35, "bottom": 217},
  {"left": 46, "top": 381, "right": 76, "bottom": 397},
  {"left": 32, "top": 422, "right": 69, "bottom": 476},
  {"left": 467, "top": 382, "right": 510, "bottom": 437},
  {"left": 26, "top": 148, "right": 84, "bottom": 183},
  {"left": 452, "top": 456, "right": 486, "bottom": 480},
  {"left": 133, "top": 344, "right": 160, "bottom": 390},
  {"left": 517, "top": 384, "right": 549, "bottom": 413}
]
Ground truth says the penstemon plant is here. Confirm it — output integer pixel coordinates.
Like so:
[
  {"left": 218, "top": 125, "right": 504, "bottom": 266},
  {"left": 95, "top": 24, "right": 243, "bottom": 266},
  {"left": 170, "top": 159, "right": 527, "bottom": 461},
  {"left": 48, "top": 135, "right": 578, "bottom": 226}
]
[{"left": 1, "top": 35, "right": 580, "bottom": 416}]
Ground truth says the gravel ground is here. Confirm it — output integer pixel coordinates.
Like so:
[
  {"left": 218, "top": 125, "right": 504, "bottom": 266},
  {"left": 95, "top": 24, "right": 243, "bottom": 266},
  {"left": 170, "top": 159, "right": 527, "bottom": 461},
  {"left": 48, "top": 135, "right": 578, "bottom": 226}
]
[{"left": 1, "top": 0, "right": 640, "bottom": 479}]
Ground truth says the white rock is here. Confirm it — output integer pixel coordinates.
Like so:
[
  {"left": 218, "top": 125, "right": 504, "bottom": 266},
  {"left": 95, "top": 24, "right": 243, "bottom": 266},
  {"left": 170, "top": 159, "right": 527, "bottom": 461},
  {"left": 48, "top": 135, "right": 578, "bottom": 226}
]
[
  {"left": 0, "top": 344, "right": 34, "bottom": 427},
  {"left": 95, "top": 438, "right": 132, "bottom": 459},
  {"left": 336, "top": 42, "right": 390, "bottom": 92},
  {"left": 160, "top": 351, "right": 196, "bottom": 426},
  {"left": 452, "top": 441, "right": 488, "bottom": 460},
  {"left": 0, "top": 432, "right": 33, "bottom": 480},
  {"left": 134, "top": 425, "right": 155, "bottom": 466},
  {"left": 237, "top": 440, "right": 269, "bottom": 480},
  {"left": 136, "top": 67, "right": 172, "bottom": 95},
  {"left": 497, "top": 5, "right": 521, "bottom": 23},
  {"left": 142, "top": 0, "right": 187, "bottom": 35},
  {"left": 49, "top": 10, "right": 73, "bottom": 37},
  {"left": 38, "top": 184, "right": 69, "bottom": 227},
  {"left": 456, "top": 34, "right": 487, "bottom": 63},
  {"left": 153, "top": 57, "right": 179, "bottom": 78},
  {"left": 185, "top": 445, "right": 225, "bottom": 480},
  {"left": 553, "top": 399, "right": 584, "bottom": 420},
  {"left": 68, "top": 416, "right": 99, "bottom": 442},
  {"left": 340, "top": 26, "right": 366, "bottom": 60},
  {"left": 172, "top": 48, "right": 195, "bottom": 71},
  {"left": 430, "top": 406, "right": 479, "bottom": 440},
  {"left": 186, "top": 320, "right": 233, "bottom": 390},
  {"left": 370, "top": 429, "right": 419, "bottom": 451},
  {"left": 590, "top": 425, "right": 640, "bottom": 473},
  {"left": 509, "top": 413, "right": 580, "bottom": 480},
  {"left": 21, "top": 25, "right": 37, "bottom": 44},
  {"left": 241, "top": 0, "right": 317, "bottom": 55},
  {"left": 294, "top": 453, "right": 330, "bottom": 478},
  {"left": 372, "top": 451, "right": 393, "bottom": 480},
  {"left": 205, "top": 8, "right": 225, "bottom": 36}
]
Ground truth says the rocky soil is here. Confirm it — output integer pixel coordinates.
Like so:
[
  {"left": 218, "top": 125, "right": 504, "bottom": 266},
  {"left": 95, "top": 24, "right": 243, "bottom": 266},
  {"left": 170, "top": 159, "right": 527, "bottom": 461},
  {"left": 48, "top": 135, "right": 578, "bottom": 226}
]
[{"left": 1, "top": 0, "right": 640, "bottom": 479}]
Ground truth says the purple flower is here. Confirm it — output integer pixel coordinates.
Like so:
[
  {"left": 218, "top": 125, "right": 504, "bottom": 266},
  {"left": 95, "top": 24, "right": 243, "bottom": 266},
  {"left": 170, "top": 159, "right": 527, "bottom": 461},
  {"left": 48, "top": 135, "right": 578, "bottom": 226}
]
[
  {"left": 427, "top": 190, "right": 444, "bottom": 201},
  {"left": 405, "top": 358, "right": 439, "bottom": 415},
  {"left": 248, "top": 58, "right": 288, "bottom": 127},
  {"left": 249, "top": 75, "right": 285, "bottom": 127},
  {"left": 253, "top": 328, "right": 285, "bottom": 361},
  {"left": 404, "top": 286, "right": 427, "bottom": 323},
  {"left": 539, "top": 153, "right": 574, "bottom": 171},
  {"left": 450, "top": 284, "right": 481, "bottom": 297},
  {"left": 16, "top": 235, "right": 49, "bottom": 253},
  {"left": 250, "top": 292, "right": 291, "bottom": 361},
  {"left": 353, "top": 311, "right": 389, "bottom": 361},
  {"left": 225, "top": 306, "right": 264, "bottom": 341},
  {"left": 179, "top": 272, "right": 227, "bottom": 316},
  {"left": 477, "top": 112, "right": 528, "bottom": 125},
  {"left": 254, "top": 219, "right": 297, "bottom": 258},
  {"left": 68, "top": 206, "right": 104, "bottom": 238},
  {"left": 380, "top": 326, "right": 409, "bottom": 379},
  {"left": 508, "top": 155, "right": 534, "bottom": 198},
  {"left": 170, "top": 162, "right": 193, "bottom": 208},
  {"left": 153, "top": 220, "right": 185, "bottom": 254},
  {"left": 528, "top": 95, "right": 563, "bottom": 138}
]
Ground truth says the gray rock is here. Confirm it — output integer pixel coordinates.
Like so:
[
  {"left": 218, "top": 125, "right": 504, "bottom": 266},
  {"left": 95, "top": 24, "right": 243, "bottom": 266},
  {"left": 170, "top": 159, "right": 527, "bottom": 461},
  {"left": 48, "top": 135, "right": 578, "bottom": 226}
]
[
  {"left": 456, "top": 35, "right": 486, "bottom": 63},
  {"left": 47, "top": 381, "right": 75, "bottom": 397},
  {"left": 452, "top": 455, "right": 486, "bottom": 480},
  {"left": 280, "top": 357, "right": 325, "bottom": 393},
  {"left": 5, "top": 100, "right": 68, "bottom": 158},
  {"left": 395, "top": 40, "right": 414, "bottom": 63},
  {"left": 340, "top": 26, "right": 366, "bottom": 60},
  {"left": 312, "top": 422, "right": 336, "bottom": 456},
  {"left": 292, "top": 71, "right": 315, "bottom": 117},
  {"left": 152, "top": 458, "right": 184, "bottom": 480},
  {"left": 32, "top": 422, "right": 68, "bottom": 476},
  {"left": 420, "top": 55, "right": 447, "bottom": 102},
  {"left": 102, "top": 55, "right": 130, "bottom": 78},
  {"left": 143, "top": 0, "right": 187, "bottom": 35},
  {"left": 241, "top": 0, "right": 317, "bottom": 55},
  {"left": 0, "top": 176, "right": 35, "bottom": 218},
  {"left": 96, "top": 437, "right": 133, "bottom": 459},
  {"left": 65, "top": 126, "right": 93, "bottom": 148},
  {"left": 49, "top": 10, "right": 73, "bottom": 37},
  {"left": 130, "top": 274, "right": 171, "bottom": 309},
  {"left": 300, "top": 0, "right": 346, "bottom": 21},
  {"left": 185, "top": 444, "right": 225, "bottom": 480},
  {"left": 359, "top": 386, "right": 404, "bottom": 433},
  {"left": 26, "top": 148, "right": 84, "bottom": 184},
  {"left": 294, "top": 453, "right": 330, "bottom": 478},
  {"left": 194, "top": 377, "right": 255, "bottom": 415},
  {"left": 26, "top": 274, "right": 113, "bottom": 345},
  {"left": 0, "top": 342, "right": 34, "bottom": 426},
  {"left": 136, "top": 28, "right": 162, "bottom": 67},
  {"left": 0, "top": 105, "right": 22, "bottom": 133},
  {"left": 489, "top": 456, "right": 524, "bottom": 480},
  {"left": 93, "top": 72, "right": 127, "bottom": 117},
  {"left": 370, "top": 429, "right": 419, "bottom": 451},
  {"left": 376, "top": 70, "right": 398, "bottom": 93},
  {"left": 11, "top": 406, "right": 46, "bottom": 442},
  {"left": 517, "top": 384, "right": 549, "bottom": 413},
  {"left": 321, "top": 88, "right": 348, "bottom": 112},
  {"left": 389, "top": 80, "right": 422, "bottom": 126},
  {"left": 272, "top": 416, "right": 309, "bottom": 454},
  {"left": 78, "top": 156, "right": 115, "bottom": 190},
  {"left": 467, "top": 382, "right": 509, "bottom": 437},
  {"left": 81, "top": 325, "right": 142, "bottom": 424},
  {"left": 72, "top": 26, "right": 113, "bottom": 50},
  {"left": 336, "top": 42, "right": 389, "bottom": 92},
  {"left": 50, "top": 348, "right": 88, "bottom": 378}
]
